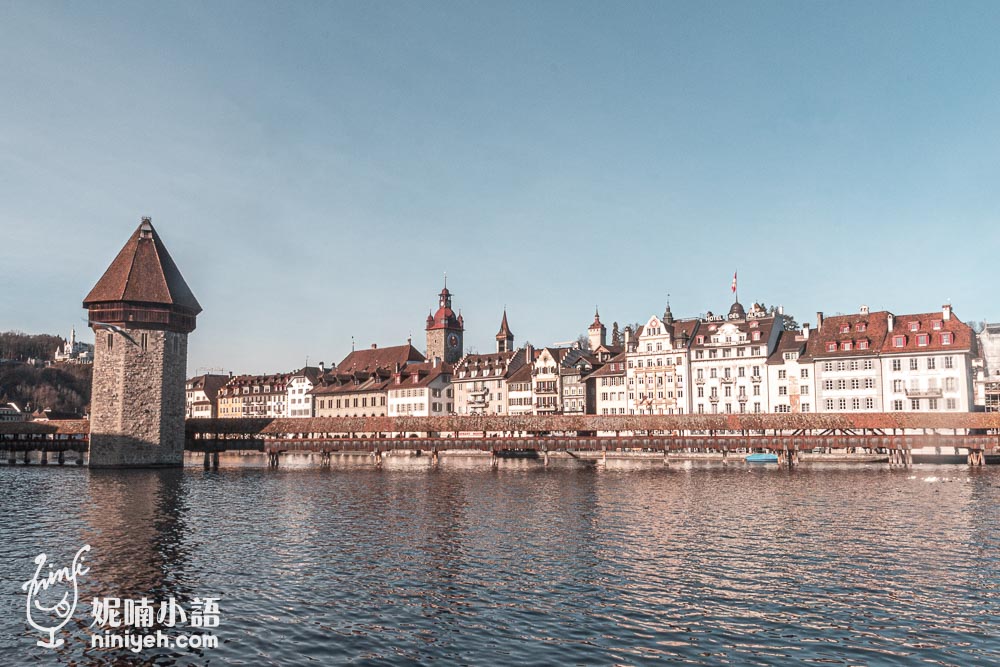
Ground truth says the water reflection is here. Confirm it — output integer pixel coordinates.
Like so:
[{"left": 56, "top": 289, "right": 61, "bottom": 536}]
[{"left": 0, "top": 464, "right": 997, "bottom": 666}]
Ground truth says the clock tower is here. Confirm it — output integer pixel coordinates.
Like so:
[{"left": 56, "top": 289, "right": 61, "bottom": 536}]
[{"left": 425, "top": 279, "right": 464, "bottom": 363}]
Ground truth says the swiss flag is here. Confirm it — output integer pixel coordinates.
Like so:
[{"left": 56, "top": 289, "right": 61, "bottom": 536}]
[{"left": 731, "top": 272, "right": 737, "bottom": 294}]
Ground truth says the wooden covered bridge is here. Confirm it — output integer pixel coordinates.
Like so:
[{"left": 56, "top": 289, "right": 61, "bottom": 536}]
[{"left": 3, "top": 413, "right": 999, "bottom": 467}]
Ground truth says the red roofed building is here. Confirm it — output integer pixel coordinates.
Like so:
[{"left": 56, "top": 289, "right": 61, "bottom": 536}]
[
  {"left": 879, "top": 305, "right": 977, "bottom": 413},
  {"left": 805, "top": 305, "right": 888, "bottom": 412},
  {"left": 311, "top": 342, "right": 425, "bottom": 418}
]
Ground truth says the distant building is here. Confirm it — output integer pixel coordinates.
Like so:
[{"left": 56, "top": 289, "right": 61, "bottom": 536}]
[
  {"left": 589, "top": 351, "right": 628, "bottom": 416},
  {"left": 386, "top": 359, "right": 453, "bottom": 417},
  {"left": 689, "top": 301, "right": 782, "bottom": 415},
  {"left": 53, "top": 327, "right": 94, "bottom": 364},
  {"left": 312, "top": 343, "right": 424, "bottom": 418},
  {"left": 806, "top": 306, "right": 887, "bottom": 413},
  {"left": 286, "top": 365, "right": 324, "bottom": 418},
  {"left": 975, "top": 323, "right": 1000, "bottom": 411},
  {"left": 505, "top": 349, "right": 535, "bottom": 416},
  {"left": 766, "top": 329, "right": 815, "bottom": 413},
  {"left": 425, "top": 281, "right": 464, "bottom": 364},
  {"left": 217, "top": 373, "right": 291, "bottom": 418},
  {"left": 185, "top": 374, "right": 230, "bottom": 419},
  {"left": 879, "top": 305, "right": 976, "bottom": 414},
  {"left": 0, "top": 402, "right": 26, "bottom": 422},
  {"left": 628, "top": 305, "right": 697, "bottom": 415},
  {"left": 31, "top": 408, "right": 85, "bottom": 421},
  {"left": 452, "top": 312, "right": 526, "bottom": 415}
]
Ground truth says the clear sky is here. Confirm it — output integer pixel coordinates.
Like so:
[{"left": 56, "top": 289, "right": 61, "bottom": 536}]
[{"left": 2, "top": 1, "right": 999, "bottom": 375}]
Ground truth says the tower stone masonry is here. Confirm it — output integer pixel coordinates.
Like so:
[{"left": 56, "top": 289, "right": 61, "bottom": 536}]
[{"left": 84, "top": 218, "right": 201, "bottom": 467}]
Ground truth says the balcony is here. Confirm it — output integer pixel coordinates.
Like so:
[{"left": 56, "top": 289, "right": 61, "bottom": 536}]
[
  {"left": 751, "top": 375, "right": 762, "bottom": 383},
  {"left": 695, "top": 377, "right": 705, "bottom": 385},
  {"left": 905, "top": 388, "right": 943, "bottom": 398},
  {"left": 720, "top": 376, "right": 734, "bottom": 384}
]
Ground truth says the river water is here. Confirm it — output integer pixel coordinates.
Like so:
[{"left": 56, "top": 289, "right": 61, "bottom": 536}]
[{"left": 1, "top": 461, "right": 997, "bottom": 665}]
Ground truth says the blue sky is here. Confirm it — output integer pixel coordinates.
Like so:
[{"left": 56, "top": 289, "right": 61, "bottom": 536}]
[{"left": 2, "top": 1, "right": 999, "bottom": 374}]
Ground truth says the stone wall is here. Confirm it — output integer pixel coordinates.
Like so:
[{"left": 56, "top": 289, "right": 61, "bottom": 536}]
[{"left": 89, "top": 327, "right": 187, "bottom": 467}]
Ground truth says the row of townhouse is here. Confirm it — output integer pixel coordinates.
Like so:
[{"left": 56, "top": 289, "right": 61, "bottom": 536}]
[
  {"left": 466, "top": 300, "right": 978, "bottom": 418},
  {"left": 188, "top": 279, "right": 982, "bottom": 419}
]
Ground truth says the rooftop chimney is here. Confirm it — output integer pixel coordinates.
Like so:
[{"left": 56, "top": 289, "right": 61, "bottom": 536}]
[
  {"left": 860, "top": 305, "right": 869, "bottom": 316},
  {"left": 887, "top": 313, "right": 895, "bottom": 332},
  {"left": 318, "top": 361, "right": 325, "bottom": 372},
  {"left": 525, "top": 343, "right": 534, "bottom": 364},
  {"left": 943, "top": 304, "right": 952, "bottom": 321},
  {"left": 816, "top": 312, "right": 824, "bottom": 331},
  {"left": 371, "top": 343, "right": 377, "bottom": 349},
  {"left": 433, "top": 356, "right": 440, "bottom": 368},
  {"left": 802, "top": 323, "right": 810, "bottom": 339}
]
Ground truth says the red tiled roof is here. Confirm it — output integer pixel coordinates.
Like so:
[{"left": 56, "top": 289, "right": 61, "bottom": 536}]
[
  {"left": 187, "top": 374, "right": 230, "bottom": 401},
  {"left": 336, "top": 344, "right": 425, "bottom": 374},
  {"left": 879, "top": 311, "right": 976, "bottom": 355},
  {"left": 803, "top": 311, "right": 890, "bottom": 360},
  {"left": 83, "top": 219, "right": 201, "bottom": 313}
]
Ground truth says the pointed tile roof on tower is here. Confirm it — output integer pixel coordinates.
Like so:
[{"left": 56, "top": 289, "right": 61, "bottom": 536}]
[{"left": 83, "top": 218, "right": 201, "bottom": 313}]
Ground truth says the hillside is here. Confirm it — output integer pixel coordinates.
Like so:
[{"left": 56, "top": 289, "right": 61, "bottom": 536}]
[{"left": 0, "top": 331, "right": 92, "bottom": 415}]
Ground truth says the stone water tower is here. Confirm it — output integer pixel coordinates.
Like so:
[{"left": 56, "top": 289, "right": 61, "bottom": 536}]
[{"left": 83, "top": 218, "right": 201, "bottom": 467}]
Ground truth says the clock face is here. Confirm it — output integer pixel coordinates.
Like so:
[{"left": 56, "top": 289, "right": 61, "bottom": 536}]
[{"left": 447, "top": 334, "right": 459, "bottom": 349}]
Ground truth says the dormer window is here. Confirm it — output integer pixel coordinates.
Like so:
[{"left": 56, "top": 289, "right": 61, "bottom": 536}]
[
  {"left": 941, "top": 332, "right": 953, "bottom": 345},
  {"left": 752, "top": 331, "right": 761, "bottom": 341},
  {"left": 841, "top": 341, "right": 852, "bottom": 351},
  {"left": 932, "top": 320, "right": 942, "bottom": 330},
  {"left": 696, "top": 336, "right": 704, "bottom": 344},
  {"left": 917, "top": 334, "right": 929, "bottom": 347},
  {"left": 826, "top": 342, "right": 837, "bottom": 352},
  {"left": 893, "top": 335, "right": 905, "bottom": 348},
  {"left": 840, "top": 324, "right": 850, "bottom": 334},
  {"left": 749, "top": 321, "right": 758, "bottom": 328},
  {"left": 858, "top": 340, "right": 869, "bottom": 349},
  {"left": 856, "top": 323, "right": 866, "bottom": 332},
  {"left": 909, "top": 322, "right": 919, "bottom": 332}
]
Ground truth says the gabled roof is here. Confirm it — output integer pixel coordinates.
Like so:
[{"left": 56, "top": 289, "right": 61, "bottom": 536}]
[
  {"left": 496, "top": 310, "right": 513, "bottom": 339},
  {"left": 84, "top": 219, "right": 201, "bottom": 313},
  {"left": 587, "top": 352, "right": 627, "bottom": 378},
  {"left": 187, "top": 374, "right": 230, "bottom": 401},
  {"left": 336, "top": 344, "right": 425, "bottom": 373}
]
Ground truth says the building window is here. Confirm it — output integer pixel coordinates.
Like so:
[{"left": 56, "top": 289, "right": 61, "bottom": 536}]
[
  {"left": 893, "top": 379, "right": 903, "bottom": 392},
  {"left": 944, "top": 356, "right": 954, "bottom": 369},
  {"left": 778, "top": 370, "right": 787, "bottom": 379},
  {"left": 840, "top": 324, "right": 850, "bottom": 333},
  {"left": 917, "top": 334, "right": 929, "bottom": 347},
  {"left": 865, "top": 397, "right": 874, "bottom": 410},
  {"left": 927, "top": 357, "right": 936, "bottom": 370},
  {"left": 892, "top": 359, "right": 902, "bottom": 371},
  {"left": 909, "top": 322, "right": 919, "bottom": 332},
  {"left": 826, "top": 342, "right": 837, "bottom": 352},
  {"left": 941, "top": 333, "right": 953, "bottom": 345},
  {"left": 910, "top": 358, "right": 919, "bottom": 371},
  {"left": 825, "top": 399, "right": 834, "bottom": 411},
  {"left": 910, "top": 399, "right": 920, "bottom": 410},
  {"left": 946, "top": 398, "right": 957, "bottom": 410},
  {"left": 801, "top": 368, "right": 809, "bottom": 378},
  {"left": 856, "top": 323, "right": 866, "bottom": 332},
  {"left": 852, "top": 398, "right": 860, "bottom": 410},
  {"left": 838, "top": 398, "right": 847, "bottom": 410},
  {"left": 778, "top": 386, "right": 787, "bottom": 396},
  {"left": 858, "top": 341, "right": 868, "bottom": 350},
  {"left": 893, "top": 400, "right": 903, "bottom": 411},
  {"left": 893, "top": 336, "right": 905, "bottom": 348},
  {"left": 842, "top": 342, "right": 852, "bottom": 351},
  {"left": 928, "top": 398, "right": 939, "bottom": 410},
  {"left": 864, "top": 378, "right": 874, "bottom": 389}
]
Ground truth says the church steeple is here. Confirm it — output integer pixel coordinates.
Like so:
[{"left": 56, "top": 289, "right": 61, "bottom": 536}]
[{"left": 496, "top": 309, "right": 514, "bottom": 353}]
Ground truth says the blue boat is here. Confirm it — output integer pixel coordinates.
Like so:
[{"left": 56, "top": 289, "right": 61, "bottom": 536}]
[{"left": 746, "top": 452, "right": 779, "bottom": 463}]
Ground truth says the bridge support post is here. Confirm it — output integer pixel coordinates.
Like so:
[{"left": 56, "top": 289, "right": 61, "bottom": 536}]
[
  {"left": 431, "top": 449, "right": 439, "bottom": 467},
  {"left": 543, "top": 448, "right": 549, "bottom": 467},
  {"left": 7, "top": 452, "right": 14, "bottom": 465},
  {"left": 40, "top": 450, "right": 48, "bottom": 465},
  {"left": 76, "top": 452, "right": 84, "bottom": 465},
  {"left": 212, "top": 452, "right": 220, "bottom": 470},
  {"left": 203, "top": 451, "right": 211, "bottom": 470},
  {"left": 373, "top": 449, "right": 382, "bottom": 469},
  {"left": 58, "top": 451, "right": 65, "bottom": 466},
  {"left": 491, "top": 450, "right": 498, "bottom": 469},
  {"left": 23, "top": 450, "right": 30, "bottom": 465},
  {"left": 905, "top": 446, "right": 913, "bottom": 467}
]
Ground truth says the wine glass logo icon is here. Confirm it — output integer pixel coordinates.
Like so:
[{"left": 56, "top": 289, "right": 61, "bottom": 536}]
[{"left": 21, "top": 545, "right": 91, "bottom": 649}]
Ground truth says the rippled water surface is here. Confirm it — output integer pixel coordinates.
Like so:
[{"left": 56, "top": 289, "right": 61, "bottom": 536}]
[{"left": 1, "top": 462, "right": 998, "bottom": 665}]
